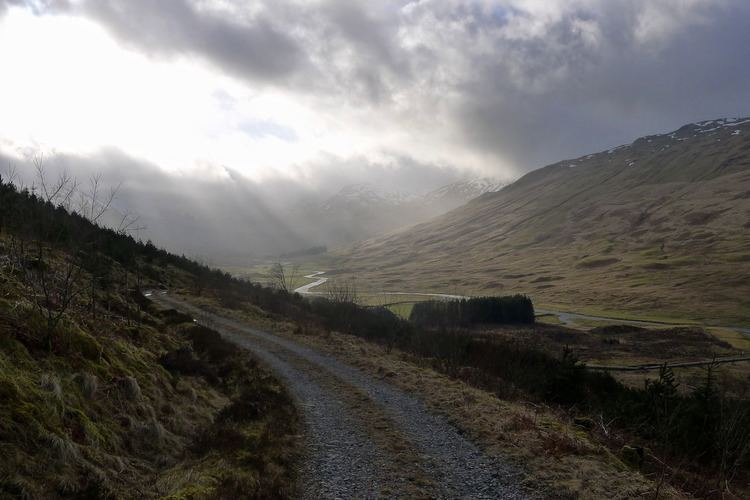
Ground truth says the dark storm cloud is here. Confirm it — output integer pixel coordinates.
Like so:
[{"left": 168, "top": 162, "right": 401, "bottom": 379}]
[
  {"left": 431, "top": 0, "right": 750, "bottom": 168},
  {"left": 0, "top": 1, "right": 305, "bottom": 83},
  {"left": 313, "top": 0, "right": 412, "bottom": 102},
  {"left": 3, "top": 0, "right": 413, "bottom": 102},
  {"left": 78, "top": 0, "right": 305, "bottom": 83}
]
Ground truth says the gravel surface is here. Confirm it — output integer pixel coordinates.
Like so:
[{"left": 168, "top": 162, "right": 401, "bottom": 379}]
[{"left": 153, "top": 293, "right": 527, "bottom": 499}]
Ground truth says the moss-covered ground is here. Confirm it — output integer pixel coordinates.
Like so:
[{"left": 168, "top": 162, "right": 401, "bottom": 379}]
[{"left": 0, "top": 243, "right": 299, "bottom": 499}]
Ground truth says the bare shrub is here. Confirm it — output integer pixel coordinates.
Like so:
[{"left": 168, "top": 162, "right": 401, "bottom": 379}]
[
  {"left": 327, "top": 280, "right": 359, "bottom": 304},
  {"left": 269, "top": 262, "right": 298, "bottom": 292}
]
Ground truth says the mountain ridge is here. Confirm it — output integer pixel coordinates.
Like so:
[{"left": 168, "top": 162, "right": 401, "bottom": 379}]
[
  {"left": 286, "top": 177, "right": 509, "bottom": 252},
  {"left": 334, "top": 116, "right": 750, "bottom": 324}
]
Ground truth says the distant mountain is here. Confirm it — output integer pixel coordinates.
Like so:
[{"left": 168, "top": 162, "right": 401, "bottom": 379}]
[
  {"left": 289, "top": 178, "right": 508, "bottom": 250},
  {"left": 420, "top": 177, "right": 508, "bottom": 209},
  {"left": 318, "top": 183, "right": 420, "bottom": 214},
  {"left": 319, "top": 179, "right": 507, "bottom": 214},
  {"left": 335, "top": 117, "right": 750, "bottom": 324},
  {"left": 424, "top": 178, "right": 509, "bottom": 204}
]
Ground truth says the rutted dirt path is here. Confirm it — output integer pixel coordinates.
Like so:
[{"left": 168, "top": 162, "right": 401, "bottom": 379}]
[{"left": 151, "top": 293, "right": 526, "bottom": 499}]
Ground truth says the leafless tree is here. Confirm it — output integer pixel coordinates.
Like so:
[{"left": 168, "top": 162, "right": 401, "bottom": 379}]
[
  {"left": 77, "top": 173, "right": 120, "bottom": 224},
  {"left": 4, "top": 163, "right": 22, "bottom": 189},
  {"left": 9, "top": 157, "right": 144, "bottom": 334},
  {"left": 10, "top": 236, "right": 85, "bottom": 342},
  {"left": 114, "top": 209, "right": 146, "bottom": 235},
  {"left": 269, "top": 262, "right": 299, "bottom": 292},
  {"left": 327, "top": 280, "right": 358, "bottom": 304},
  {"left": 33, "top": 154, "right": 79, "bottom": 210},
  {"left": 14, "top": 154, "right": 142, "bottom": 233}
]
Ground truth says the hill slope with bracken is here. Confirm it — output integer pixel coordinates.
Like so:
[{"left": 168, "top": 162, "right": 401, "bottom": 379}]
[{"left": 335, "top": 118, "right": 750, "bottom": 324}]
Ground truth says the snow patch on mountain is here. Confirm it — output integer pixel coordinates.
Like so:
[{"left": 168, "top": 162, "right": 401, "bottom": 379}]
[
  {"left": 423, "top": 177, "right": 509, "bottom": 202},
  {"left": 319, "top": 178, "right": 508, "bottom": 213},
  {"left": 319, "top": 183, "right": 419, "bottom": 212}
]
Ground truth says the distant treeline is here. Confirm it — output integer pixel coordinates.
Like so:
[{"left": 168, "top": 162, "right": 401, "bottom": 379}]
[
  {"left": 410, "top": 295, "right": 535, "bottom": 326},
  {"left": 0, "top": 176, "right": 310, "bottom": 321}
]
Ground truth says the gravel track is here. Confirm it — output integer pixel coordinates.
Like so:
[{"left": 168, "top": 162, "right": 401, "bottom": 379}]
[{"left": 152, "top": 293, "right": 526, "bottom": 499}]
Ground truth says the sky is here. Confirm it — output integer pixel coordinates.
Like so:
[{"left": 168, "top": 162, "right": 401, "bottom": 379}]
[{"left": 1, "top": 0, "right": 749, "bottom": 257}]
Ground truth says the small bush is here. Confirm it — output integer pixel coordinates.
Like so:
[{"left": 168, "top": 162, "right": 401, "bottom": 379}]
[
  {"left": 160, "top": 347, "right": 203, "bottom": 376},
  {"left": 158, "top": 308, "right": 194, "bottom": 326},
  {"left": 184, "top": 325, "right": 235, "bottom": 363}
]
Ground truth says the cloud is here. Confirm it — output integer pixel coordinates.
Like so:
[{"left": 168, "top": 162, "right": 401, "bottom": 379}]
[
  {"left": 0, "top": 146, "right": 470, "bottom": 260},
  {"left": 77, "top": 0, "right": 306, "bottom": 84},
  {"left": 2, "top": 0, "right": 748, "bottom": 260},
  {"left": 0, "top": 147, "right": 308, "bottom": 258},
  {"left": 398, "top": 0, "right": 750, "bottom": 167},
  {"left": 239, "top": 120, "right": 298, "bottom": 142},
  {"left": 3, "top": 0, "right": 750, "bottom": 178}
]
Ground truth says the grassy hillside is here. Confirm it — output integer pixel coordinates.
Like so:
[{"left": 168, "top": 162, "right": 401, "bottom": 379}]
[
  {"left": 0, "top": 178, "right": 299, "bottom": 498},
  {"left": 3, "top": 169, "right": 750, "bottom": 497},
  {"left": 335, "top": 118, "right": 750, "bottom": 325}
]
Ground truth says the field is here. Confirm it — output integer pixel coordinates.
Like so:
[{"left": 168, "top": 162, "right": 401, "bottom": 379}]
[
  {"left": 220, "top": 262, "right": 324, "bottom": 290},
  {"left": 223, "top": 263, "right": 750, "bottom": 395}
]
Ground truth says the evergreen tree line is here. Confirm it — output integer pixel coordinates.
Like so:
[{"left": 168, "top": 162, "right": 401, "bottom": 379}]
[
  {"left": 409, "top": 295, "right": 535, "bottom": 326},
  {"left": 0, "top": 175, "right": 311, "bottom": 322}
]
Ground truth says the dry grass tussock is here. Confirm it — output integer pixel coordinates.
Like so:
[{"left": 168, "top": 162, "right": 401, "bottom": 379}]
[{"left": 301, "top": 330, "right": 680, "bottom": 499}]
